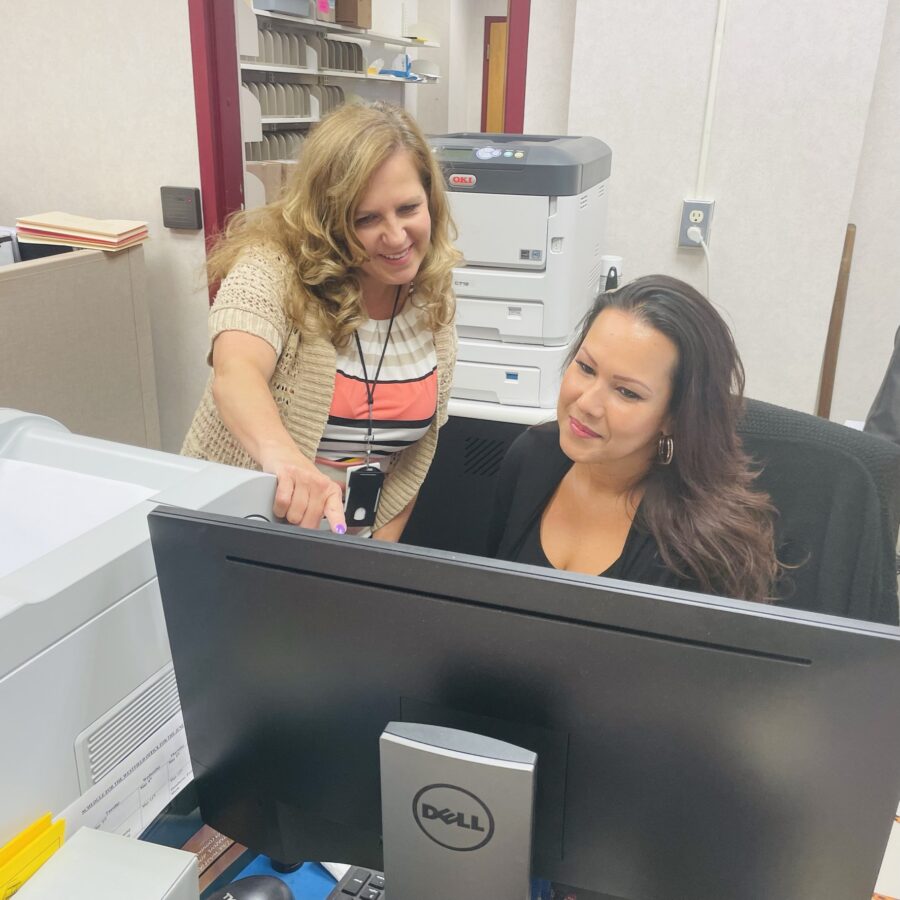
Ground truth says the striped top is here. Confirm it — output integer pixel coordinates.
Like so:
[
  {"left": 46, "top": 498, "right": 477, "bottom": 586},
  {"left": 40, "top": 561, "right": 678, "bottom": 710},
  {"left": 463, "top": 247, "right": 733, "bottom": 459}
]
[
  {"left": 181, "top": 244, "right": 457, "bottom": 532},
  {"left": 315, "top": 299, "right": 438, "bottom": 475}
]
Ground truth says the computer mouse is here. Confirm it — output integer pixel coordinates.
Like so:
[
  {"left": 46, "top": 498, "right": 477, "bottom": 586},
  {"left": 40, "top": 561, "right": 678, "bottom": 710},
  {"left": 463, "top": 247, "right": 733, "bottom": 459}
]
[{"left": 206, "top": 875, "right": 295, "bottom": 900}]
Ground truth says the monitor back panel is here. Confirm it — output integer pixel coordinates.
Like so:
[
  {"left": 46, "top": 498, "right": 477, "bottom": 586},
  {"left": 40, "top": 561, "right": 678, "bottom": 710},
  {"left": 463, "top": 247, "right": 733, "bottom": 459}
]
[{"left": 149, "top": 509, "right": 900, "bottom": 900}]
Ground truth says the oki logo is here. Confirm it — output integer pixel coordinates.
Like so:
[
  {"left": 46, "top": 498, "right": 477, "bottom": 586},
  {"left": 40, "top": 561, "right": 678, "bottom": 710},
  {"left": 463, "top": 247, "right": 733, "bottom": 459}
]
[
  {"left": 412, "top": 784, "right": 495, "bottom": 851},
  {"left": 449, "top": 173, "right": 477, "bottom": 187}
]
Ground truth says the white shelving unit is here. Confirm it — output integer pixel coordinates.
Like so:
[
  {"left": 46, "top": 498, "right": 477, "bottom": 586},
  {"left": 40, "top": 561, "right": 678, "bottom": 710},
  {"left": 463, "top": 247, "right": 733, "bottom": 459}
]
[
  {"left": 253, "top": 8, "right": 439, "bottom": 48},
  {"left": 236, "top": 0, "right": 440, "bottom": 208},
  {"left": 241, "top": 62, "right": 316, "bottom": 75},
  {"left": 261, "top": 116, "right": 318, "bottom": 124}
]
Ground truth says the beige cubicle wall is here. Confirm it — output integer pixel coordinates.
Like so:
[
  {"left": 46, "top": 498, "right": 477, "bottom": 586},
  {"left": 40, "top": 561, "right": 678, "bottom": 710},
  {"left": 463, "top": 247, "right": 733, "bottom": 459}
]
[{"left": 0, "top": 246, "right": 161, "bottom": 448}]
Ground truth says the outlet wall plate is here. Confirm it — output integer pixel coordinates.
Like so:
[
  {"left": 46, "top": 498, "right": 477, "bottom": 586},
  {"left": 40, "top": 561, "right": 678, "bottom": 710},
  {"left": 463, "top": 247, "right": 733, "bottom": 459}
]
[{"left": 678, "top": 199, "right": 714, "bottom": 248}]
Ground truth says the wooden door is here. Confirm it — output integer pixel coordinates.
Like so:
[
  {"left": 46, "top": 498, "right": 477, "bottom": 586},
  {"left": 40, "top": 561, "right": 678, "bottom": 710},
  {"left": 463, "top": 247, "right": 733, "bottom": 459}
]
[{"left": 482, "top": 17, "right": 508, "bottom": 133}]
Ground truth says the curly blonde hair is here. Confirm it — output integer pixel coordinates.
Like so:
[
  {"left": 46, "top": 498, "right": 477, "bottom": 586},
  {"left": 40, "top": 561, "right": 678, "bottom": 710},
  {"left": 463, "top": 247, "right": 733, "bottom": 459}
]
[{"left": 207, "top": 101, "right": 461, "bottom": 345}]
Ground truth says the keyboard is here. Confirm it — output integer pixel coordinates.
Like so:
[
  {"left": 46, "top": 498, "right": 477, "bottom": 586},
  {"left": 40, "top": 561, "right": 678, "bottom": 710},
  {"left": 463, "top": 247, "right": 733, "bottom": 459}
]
[
  {"left": 325, "top": 868, "right": 582, "bottom": 898},
  {"left": 325, "top": 866, "right": 385, "bottom": 899}
]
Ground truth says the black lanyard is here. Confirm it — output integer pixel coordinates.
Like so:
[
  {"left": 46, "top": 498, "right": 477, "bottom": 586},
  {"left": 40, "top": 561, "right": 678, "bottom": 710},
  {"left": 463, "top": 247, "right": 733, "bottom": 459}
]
[{"left": 353, "top": 283, "right": 402, "bottom": 466}]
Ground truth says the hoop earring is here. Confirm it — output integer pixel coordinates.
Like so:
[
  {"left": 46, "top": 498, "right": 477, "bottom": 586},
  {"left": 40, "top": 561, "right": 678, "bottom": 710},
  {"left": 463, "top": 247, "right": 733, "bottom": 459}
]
[{"left": 657, "top": 434, "right": 674, "bottom": 466}]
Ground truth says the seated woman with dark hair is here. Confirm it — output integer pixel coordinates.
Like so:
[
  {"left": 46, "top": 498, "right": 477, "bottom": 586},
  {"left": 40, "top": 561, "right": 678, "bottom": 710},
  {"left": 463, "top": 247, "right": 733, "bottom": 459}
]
[{"left": 487, "top": 275, "right": 780, "bottom": 603}]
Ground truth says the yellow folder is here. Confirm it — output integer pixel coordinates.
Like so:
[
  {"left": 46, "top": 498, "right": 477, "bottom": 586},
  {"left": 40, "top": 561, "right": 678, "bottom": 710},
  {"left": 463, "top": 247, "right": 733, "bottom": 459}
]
[{"left": 0, "top": 814, "right": 65, "bottom": 898}]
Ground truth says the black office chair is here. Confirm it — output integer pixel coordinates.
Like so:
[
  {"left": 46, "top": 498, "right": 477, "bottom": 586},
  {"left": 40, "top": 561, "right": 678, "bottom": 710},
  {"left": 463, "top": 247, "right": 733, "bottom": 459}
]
[{"left": 738, "top": 398, "right": 900, "bottom": 625}]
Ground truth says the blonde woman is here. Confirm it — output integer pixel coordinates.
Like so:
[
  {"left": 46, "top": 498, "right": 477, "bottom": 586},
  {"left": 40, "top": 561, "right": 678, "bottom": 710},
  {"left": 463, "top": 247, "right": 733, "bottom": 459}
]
[{"left": 182, "top": 101, "right": 460, "bottom": 539}]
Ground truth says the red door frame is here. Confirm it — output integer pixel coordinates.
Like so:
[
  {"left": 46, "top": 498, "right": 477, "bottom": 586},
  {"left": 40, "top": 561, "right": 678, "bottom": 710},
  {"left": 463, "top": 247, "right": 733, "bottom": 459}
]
[
  {"left": 504, "top": 0, "right": 531, "bottom": 133},
  {"left": 481, "top": 16, "right": 507, "bottom": 132},
  {"left": 187, "top": 0, "right": 245, "bottom": 265}
]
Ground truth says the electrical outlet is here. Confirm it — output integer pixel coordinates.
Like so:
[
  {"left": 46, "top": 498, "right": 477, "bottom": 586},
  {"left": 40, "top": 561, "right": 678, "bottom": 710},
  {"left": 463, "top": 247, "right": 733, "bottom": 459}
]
[{"left": 678, "top": 199, "right": 714, "bottom": 248}]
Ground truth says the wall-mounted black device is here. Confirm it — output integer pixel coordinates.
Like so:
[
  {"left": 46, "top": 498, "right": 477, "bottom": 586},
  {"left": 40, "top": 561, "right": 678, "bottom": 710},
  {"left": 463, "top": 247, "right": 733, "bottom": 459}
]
[{"left": 160, "top": 186, "right": 202, "bottom": 230}]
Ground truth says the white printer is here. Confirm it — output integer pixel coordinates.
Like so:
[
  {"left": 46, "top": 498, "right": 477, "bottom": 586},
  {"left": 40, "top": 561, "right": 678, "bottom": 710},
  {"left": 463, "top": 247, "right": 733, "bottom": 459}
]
[
  {"left": 0, "top": 410, "right": 275, "bottom": 846},
  {"left": 429, "top": 133, "right": 612, "bottom": 410}
]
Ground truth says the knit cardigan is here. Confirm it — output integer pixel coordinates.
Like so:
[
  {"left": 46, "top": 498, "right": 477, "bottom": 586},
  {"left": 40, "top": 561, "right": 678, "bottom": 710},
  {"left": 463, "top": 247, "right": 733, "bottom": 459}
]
[{"left": 182, "top": 246, "right": 457, "bottom": 530}]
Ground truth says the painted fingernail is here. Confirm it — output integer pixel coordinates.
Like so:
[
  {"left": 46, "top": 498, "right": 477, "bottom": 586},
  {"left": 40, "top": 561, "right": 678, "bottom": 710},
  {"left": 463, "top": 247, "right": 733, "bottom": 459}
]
[{"left": 334, "top": 523, "right": 347, "bottom": 535}]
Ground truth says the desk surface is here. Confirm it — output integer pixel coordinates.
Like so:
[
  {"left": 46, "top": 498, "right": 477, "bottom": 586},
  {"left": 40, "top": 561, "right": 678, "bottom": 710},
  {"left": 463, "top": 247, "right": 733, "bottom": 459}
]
[
  {"left": 217, "top": 842, "right": 900, "bottom": 900},
  {"left": 177, "top": 810, "right": 900, "bottom": 899},
  {"left": 165, "top": 809, "right": 900, "bottom": 900}
]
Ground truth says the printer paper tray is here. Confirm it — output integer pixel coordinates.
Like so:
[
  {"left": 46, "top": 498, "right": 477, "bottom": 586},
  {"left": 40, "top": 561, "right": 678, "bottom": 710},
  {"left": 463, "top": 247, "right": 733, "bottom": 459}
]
[
  {"left": 456, "top": 296, "right": 543, "bottom": 344},
  {"left": 452, "top": 360, "right": 542, "bottom": 407}
]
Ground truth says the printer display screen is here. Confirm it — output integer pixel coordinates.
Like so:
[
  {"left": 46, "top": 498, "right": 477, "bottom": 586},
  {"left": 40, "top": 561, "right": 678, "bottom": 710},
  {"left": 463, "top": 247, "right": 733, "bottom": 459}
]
[{"left": 439, "top": 148, "right": 476, "bottom": 161}]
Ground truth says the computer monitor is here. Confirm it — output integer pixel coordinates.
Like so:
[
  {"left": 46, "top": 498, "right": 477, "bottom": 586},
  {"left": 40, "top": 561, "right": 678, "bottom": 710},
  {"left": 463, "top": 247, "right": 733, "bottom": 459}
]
[{"left": 148, "top": 507, "right": 900, "bottom": 900}]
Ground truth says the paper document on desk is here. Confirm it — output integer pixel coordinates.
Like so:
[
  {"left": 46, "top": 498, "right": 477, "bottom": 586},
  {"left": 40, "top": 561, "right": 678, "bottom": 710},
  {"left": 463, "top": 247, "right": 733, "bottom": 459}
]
[
  {"left": 321, "top": 862, "right": 350, "bottom": 881},
  {"left": 56, "top": 712, "right": 192, "bottom": 838}
]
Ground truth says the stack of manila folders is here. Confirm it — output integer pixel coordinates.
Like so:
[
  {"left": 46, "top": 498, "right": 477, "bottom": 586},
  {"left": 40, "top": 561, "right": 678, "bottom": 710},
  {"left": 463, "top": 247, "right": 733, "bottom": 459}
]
[{"left": 15, "top": 211, "right": 149, "bottom": 252}]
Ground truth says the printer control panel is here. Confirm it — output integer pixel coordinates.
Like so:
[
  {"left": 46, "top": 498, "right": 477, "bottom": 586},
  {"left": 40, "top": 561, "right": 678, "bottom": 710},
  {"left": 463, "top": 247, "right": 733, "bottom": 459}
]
[
  {"left": 436, "top": 145, "right": 527, "bottom": 162},
  {"left": 474, "top": 146, "right": 527, "bottom": 160}
]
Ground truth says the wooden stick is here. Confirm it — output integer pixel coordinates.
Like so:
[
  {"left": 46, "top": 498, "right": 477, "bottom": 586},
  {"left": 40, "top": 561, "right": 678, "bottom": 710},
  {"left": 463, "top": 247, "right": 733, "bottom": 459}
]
[{"left": 816, "top": 223, "right": 856, "bottom": 418}]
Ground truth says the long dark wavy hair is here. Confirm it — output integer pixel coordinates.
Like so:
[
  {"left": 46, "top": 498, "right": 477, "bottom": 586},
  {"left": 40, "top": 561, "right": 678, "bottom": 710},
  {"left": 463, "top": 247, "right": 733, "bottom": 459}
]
[{"left": 567, "top": 275, "right": 780, "bottom": 602}]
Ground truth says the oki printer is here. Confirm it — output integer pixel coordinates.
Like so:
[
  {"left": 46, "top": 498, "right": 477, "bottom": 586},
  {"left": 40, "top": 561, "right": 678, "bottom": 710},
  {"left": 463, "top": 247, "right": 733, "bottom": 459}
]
[{"left": 430, "top": 133, "right": 612, "bottom": 410}]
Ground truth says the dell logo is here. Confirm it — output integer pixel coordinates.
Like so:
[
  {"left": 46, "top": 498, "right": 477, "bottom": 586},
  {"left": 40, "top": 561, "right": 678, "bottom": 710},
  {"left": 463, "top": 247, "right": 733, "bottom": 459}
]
[
  {"left": 421, "top": 804, "right": 486, "bottom": 831},
  {"left": 412, "top": 784, "right": 495, "bottom": 851}
]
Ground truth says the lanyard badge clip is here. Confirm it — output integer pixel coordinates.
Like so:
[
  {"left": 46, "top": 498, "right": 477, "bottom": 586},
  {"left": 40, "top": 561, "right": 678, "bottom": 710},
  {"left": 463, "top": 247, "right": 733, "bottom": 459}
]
[{"left": 347, "top": 284, "right": 402, "bottom": 527}]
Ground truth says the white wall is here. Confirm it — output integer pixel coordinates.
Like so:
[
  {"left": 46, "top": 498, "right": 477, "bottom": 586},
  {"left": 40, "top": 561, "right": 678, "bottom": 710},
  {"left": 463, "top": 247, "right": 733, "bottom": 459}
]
[
  {"left": 445, "top": 0, "right": 470, "bottom": 130},
  {"left": 535, "top": 0, "right": 894, "bottom": 418},
  {"left": 0, "top": 0, "right": 209, "bottom": 452},
  {"left": 464, "top": 0, "right": 508, "bottom": 132},
  {"left": 833, "top": 0, "right": 900, "bottom": 425},
  {"left": 524, "top": 0, "right": 576, "bottom": 135},
  {"left": 416, "top": 0, "right": 506, "bottom": 135},
  {"left": 413, "top": 0, "right": 452, "bottom": 133}
]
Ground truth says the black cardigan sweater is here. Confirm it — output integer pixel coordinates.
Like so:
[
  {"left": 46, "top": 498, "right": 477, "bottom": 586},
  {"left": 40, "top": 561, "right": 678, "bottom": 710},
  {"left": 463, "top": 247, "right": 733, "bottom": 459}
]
[{"left": 485, "top": 422, "right": 700, "bottom": 593}]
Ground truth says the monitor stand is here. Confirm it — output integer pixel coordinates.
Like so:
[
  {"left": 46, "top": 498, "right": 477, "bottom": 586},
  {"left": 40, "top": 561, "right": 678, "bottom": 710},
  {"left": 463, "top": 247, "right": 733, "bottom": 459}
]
[{"left": 380, "top": 722, "right": 536, "bottom": 900}]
